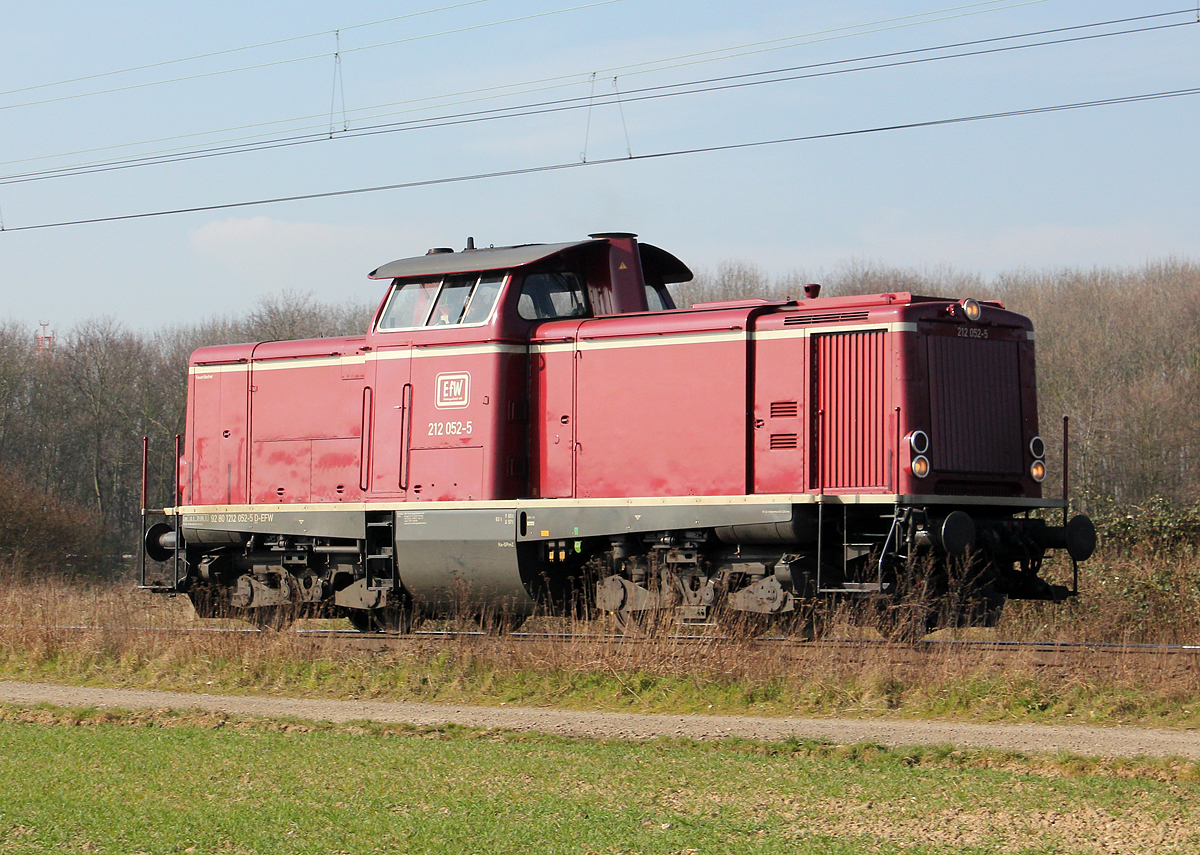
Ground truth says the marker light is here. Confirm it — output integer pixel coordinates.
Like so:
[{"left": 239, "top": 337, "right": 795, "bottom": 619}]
[
  {"left": 1031, "top": 460, "right": 1046, "bottom": 482},
  {"left": 908, "top": 430, "right": 930, "bottom": 455},
  {"left": 961, "top": 298, "right": 982, "bottom": 322},
  {"left": 911, "top": 455, "right": 931, "bottom": 479},
  {"left": 1030, "top": 435, "right": 1046, "bottom": 459}
]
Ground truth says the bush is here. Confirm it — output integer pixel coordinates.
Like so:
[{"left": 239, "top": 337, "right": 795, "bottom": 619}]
[{"left": 0, "top": 467, "right": 106, "bottom": 578}]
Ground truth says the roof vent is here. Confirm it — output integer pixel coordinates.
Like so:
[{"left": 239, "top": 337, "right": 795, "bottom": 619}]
[{"left": 426, "top": 247, "right": 454, "bottom": 255}]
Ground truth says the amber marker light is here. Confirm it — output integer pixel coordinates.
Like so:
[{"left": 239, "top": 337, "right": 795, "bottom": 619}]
[
  {"left": 961, "top": 298, "right": 982, "bottom": 322},
  {"left": 1031, "top": 460, "right": 1046, "bottom": 482}
]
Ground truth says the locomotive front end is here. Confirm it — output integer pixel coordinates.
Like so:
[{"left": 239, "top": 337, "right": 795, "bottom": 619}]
[{"left": 895, "top": 296, "right": 1094, "bottom": 603}]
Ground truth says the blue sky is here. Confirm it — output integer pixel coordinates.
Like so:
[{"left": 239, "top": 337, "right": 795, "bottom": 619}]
[{"left": 1, "top": 0, "right": 1197, "bottom": 331}]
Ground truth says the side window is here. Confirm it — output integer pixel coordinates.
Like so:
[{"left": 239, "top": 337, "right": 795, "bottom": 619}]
[
  {"left": 429, "top": 274, "right": 474, "bottom": 325},
  {"left": 461, "top": 274, "right": 505, "bottom": 325},
  {"left": 377, "top": 273, "right": 508, "bottom": 330},
  {"left": 377, "top": 280, "right": 440, "bottom": 330},
  {"left": 518, "top": 272, "right": 588, "bottom": 321}
]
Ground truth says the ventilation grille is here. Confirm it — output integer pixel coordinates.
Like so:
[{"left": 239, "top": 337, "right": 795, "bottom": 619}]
[
  {"left": 770, "top": 433, "right": 799, "bottom": 450},
  {"left": 784, "top": 311, "right": 870, "bottom": 326},
  {"left": 770, "top": 401, "right": 799, "bottom": 418},
  {"left": 927, "top": 336, "right": 1023, "bottom": 474},
  {"left": 812, "top": 330, "right": 887, "bottom": 489}
]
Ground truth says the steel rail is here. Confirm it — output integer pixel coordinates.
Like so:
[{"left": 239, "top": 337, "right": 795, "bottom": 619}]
[{"left": 22, "top": 623, "right": 1200, "bottom": 655}]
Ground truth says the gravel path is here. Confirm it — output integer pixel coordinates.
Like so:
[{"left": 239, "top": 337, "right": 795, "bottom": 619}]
[{"left": 2, "top": 680, "right": 1198, "bottom": 759}]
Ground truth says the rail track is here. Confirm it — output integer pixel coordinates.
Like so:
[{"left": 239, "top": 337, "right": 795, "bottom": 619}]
[{"left": 31, "top": 621, "right": 1200, "bottom": 674}]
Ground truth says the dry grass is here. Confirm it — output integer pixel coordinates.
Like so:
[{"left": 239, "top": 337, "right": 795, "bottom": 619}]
[{"left": 2, "top": 546, "right": 1200, "bottom": 727}]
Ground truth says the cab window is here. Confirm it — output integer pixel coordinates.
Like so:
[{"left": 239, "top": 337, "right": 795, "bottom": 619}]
[
  {"left": 517, "top": 271, "right": 588, "bottom": 321},
  {"left": 461, "top": 274, "right": 505, "bottom": 324},
  {"left": 377, "top": 280, "right": 440, "bottom": 329},
  {"left": 377, "top": 273, "right": 507, "bottom": 331}
]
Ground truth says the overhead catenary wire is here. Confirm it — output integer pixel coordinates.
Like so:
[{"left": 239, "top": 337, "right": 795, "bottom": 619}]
[
  {"left": 0, "top": 0, "right": 627, "bottom": 113},
  {"left": 0, "top": 0, "right": 1060, "bottom": 158},
  {"left": 0, "top": 12, "right": 1190, "bottom": 187},
  {"left": 3, "top": 84, "right": 1197, "bottom": 234},
  {"left": 0, "top": 0, "right": 500, "bottom": 100}
]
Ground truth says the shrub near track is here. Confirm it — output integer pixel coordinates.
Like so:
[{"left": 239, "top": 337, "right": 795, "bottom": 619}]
[{"left": 1, "top": 707, "right": 1199, "bottom": 854}]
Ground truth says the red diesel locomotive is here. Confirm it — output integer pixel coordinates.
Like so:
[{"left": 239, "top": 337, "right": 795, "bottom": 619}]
[{"left": 142, "top": 232, "right": 1095, "bottom": 632}]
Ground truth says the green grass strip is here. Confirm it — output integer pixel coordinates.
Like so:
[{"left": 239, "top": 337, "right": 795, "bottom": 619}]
[{"left": 1, "top": 705, "right": 1199, "bottom": 854}]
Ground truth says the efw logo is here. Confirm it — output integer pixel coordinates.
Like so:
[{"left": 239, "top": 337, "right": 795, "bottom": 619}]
[{"left": 434, "top": 372, "right": 470, "bottom": 408}]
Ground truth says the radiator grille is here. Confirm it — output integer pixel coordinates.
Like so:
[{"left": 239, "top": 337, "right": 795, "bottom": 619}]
[
  {"left": 927, "top": 335, "right": 1023, "bottom": 474},
  {"left": 812, "top": 330, "right": 887, "bottom": 489}
]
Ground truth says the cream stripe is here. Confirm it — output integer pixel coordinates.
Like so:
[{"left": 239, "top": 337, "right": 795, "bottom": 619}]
[
  {"left": 189, "top": 322, "right": 1031, "bottom": 375},
  {"left": 167, "top": 492, "right": 1063, "bottom": 516}
]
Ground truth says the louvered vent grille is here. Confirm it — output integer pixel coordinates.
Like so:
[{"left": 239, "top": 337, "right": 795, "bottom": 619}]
[
  {"left": 784, "top": 311, "right": 870, "bottom": 326},
  {"left": 812, "top": 330, "right": 888, "bottom": 489},
  {"left": 770, "top": 434, "right": 799, "bottom": 449},
  {"left": 927, "top": 336, "right": 1023, "bottom": 474},
  {"left": 770, "top": 401, "right": 799, "bottom": 418}
]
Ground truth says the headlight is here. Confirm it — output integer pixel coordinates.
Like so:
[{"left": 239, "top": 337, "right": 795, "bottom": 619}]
[
  {"left": 911, "top": 455, "right": 931, "bottom": 479},
  {"left": 1030, "top": 460, "right": 1046, "bottom": 482},
  {"left": 961, "top": 298, "right": 982, "bottom": 322}
]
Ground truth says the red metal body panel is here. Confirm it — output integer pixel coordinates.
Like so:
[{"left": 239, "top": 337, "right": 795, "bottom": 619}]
[
  {"left": 187, "top": 368, "right": 249, "bottom": 505},
  {"left": 572, "top": 321, "right": 749, "bottom": 498},
  {"left": 246, "top": 338, "right": 368, "bottom": 504}
]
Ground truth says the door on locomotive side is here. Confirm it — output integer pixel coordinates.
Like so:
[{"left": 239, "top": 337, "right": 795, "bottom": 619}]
[
  {"left": 809, "top": 328, "right": 894, "bottom": 494},
  {"left": 521, "top": 270, "right": 591, "bottom": 499},
  {"left": 187, "top": 348, "right": 252, "bottom": 506},
  {"left": 750, "top": 316, "right": 810, "bottom": 495},
  {"left": 367, "top": 343, "right": 413, "bottom": 499},
  {"left": 367, "top": 277, "right": 439, "bottom": 499}
]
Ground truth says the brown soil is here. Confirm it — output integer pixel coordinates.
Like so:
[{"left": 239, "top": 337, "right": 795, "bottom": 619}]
[{"left": 2, "top": 679, "right": 1199, "bottom": 759}]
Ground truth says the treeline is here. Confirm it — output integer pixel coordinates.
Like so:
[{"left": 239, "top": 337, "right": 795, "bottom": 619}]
[
  {"left": 0, "top": 292, "right": 373, "bottom": 573},
  {"left": 2, "top": 261, "right": 1196, "bottom": 575}
]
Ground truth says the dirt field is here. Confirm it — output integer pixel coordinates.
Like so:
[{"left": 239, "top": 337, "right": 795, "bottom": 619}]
[{"left": 3, "top": 679, "right": 1199, "bottom": 759}]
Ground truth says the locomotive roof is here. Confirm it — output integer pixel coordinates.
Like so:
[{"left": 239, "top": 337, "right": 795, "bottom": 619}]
[{"left": 368, "top": 238, "right": 692, "bottom": 284}]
